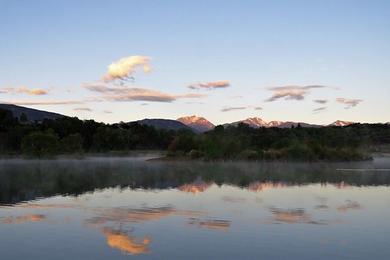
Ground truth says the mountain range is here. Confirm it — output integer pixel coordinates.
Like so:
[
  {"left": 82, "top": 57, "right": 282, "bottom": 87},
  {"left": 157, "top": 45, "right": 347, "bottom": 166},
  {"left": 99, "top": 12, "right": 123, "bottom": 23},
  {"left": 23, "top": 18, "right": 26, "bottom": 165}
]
[
  {"left": 225, "top": 117, "right": 321, "bottom": 129},
  {"left": 129, "top": 116, "right": 361, "bottom": 132},
  {"left": 0, "top": 104, "right": 373, "bottom": 133}
]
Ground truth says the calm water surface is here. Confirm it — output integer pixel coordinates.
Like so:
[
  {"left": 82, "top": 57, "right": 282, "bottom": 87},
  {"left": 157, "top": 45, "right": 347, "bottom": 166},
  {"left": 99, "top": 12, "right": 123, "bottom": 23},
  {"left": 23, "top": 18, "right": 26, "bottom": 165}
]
[{"left": 1, "top": 156, "right": 390, "bottom": 259}]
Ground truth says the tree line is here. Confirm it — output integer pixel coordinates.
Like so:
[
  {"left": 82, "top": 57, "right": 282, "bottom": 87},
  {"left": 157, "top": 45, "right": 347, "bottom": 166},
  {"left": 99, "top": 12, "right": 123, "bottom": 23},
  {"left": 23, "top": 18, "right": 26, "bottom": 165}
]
[
  {"left": 1, "top": 108, "right": 389, "bottom": 160},
  {"left": 0, "top": 108, "right": 177, "bottom": 157}
]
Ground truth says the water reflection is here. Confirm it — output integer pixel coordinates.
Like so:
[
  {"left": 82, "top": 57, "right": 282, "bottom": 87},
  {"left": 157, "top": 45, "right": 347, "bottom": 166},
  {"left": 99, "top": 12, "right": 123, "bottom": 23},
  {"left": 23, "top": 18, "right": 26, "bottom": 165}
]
[
  {"left": 101, "top": 228, "right": 151, "bottom": 255},
  {"left": 222, "top": 196, "right": 246, "bottom": 203},
  {"left": 247, "top": 181, "right": 287, "bottom": 192},
  {"left": 178, "top": 180, "right": 213, "bottom": 194},
  {"left": 1, "top": 214, "right": 46, "bottom": 224},
  {"left": 268, "top": 207, "right": 327, "bottom": 225},
  {"left": 1, "top": 158, "right": 390, "bottom": 205},
  {"left": 337, "top": 200, "right": 362, "bottom": 212},
  {"left": 86, "top": 206, "right": 201, "bottom": 225},
  {"left": 187, "top": 218, "right": 231, "bottom": 231},
  {"left": 15, "top": 203, "right": 83, "bottom": 209},
  {"left": 314, "top": 197, "right": 330, "bottom": 210},
  {"left": 333, "top": 181, "right": 351, "bottom": 189},
  {"left": 0, "top": 158, "right": 389, "bottom": 259}
]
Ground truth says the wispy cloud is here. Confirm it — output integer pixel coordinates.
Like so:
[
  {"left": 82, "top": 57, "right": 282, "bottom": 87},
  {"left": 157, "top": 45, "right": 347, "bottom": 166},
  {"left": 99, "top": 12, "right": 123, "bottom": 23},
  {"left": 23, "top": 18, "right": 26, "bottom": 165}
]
[
  {"left": 4, "top": 100, "right": 84, "bottom": 106},
  {"left": 82, "top": 82, "right": 109, "bottom": 92},
  {"left": 314, "top": 99, "right": 328, "bottom": 104},
  {"left": 84, "top": 82, "right": 205, "bottom": 103},
  {"left": 221, "top": 106, "right": 247, "bottom": 112},
  {"left": 103, "top": 55, "right": 151, "bottom": 82},
  {"left": 103, "top": 110, "right": 113, "bottom": 114},
  {"left": 266, "top": 85, "right": 328, "bottom": 102},
  {"left": 105, "top": 88, "right": 177, "bottom": 102},
  {"left": 313, "top": 106, "right": 327, "bottom": 113},
  {"left": 336, "top": 98, "right": 363, "bottom": 109},
  {"left": 175, "top": 93, "right": 205, "bottom": 99},
  {"left": 188, "top": 80, "right": 230, "bottom": 90},
  {"left": 0, "top": 86, "right": 49, "bottom": 95},
  {"left": 74, "top": 107, "right": 92, "bottom": 112},
  {"left": 221, "top": 105, "right": 263, "bottom": 112},
  {"left": 185, "top": 101, "right": 205, "bottom": 105}
]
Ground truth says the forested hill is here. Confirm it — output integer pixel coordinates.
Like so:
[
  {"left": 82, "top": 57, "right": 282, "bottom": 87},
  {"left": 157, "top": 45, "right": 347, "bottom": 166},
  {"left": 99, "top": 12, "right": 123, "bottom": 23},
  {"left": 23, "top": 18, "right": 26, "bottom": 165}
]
[
  {"left": 0, "top": 104, "right": 64, "bottom": 122},
  {"left": 134, "top": 118, "right": 194, "bottom": 132}
]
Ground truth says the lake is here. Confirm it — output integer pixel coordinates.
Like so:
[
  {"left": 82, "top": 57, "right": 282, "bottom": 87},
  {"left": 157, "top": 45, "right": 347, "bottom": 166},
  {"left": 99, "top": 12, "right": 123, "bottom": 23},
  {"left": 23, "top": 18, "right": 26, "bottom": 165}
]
[{"left": 1, "top": 156, "right": 390, "bottom": 259}]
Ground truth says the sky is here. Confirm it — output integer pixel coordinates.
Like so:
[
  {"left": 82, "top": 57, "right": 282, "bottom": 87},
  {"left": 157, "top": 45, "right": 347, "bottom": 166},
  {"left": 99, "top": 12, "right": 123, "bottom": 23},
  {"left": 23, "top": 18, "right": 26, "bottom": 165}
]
[{"left": 0, "top": 0, "right": 389, "bottom": 125}]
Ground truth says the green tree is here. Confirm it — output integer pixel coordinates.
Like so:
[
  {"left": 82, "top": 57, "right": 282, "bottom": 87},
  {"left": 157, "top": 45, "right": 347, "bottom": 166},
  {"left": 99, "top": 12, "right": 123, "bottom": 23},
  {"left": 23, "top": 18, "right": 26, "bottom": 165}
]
[
  {"left": 61, "top": 133, "right": 83, "bottom": 154},
  {"left": 21, "top": 130, "right": 60, "bottom": 157},
  {"left": 92, "top": 127, "right": 127, "bottom": 151}
]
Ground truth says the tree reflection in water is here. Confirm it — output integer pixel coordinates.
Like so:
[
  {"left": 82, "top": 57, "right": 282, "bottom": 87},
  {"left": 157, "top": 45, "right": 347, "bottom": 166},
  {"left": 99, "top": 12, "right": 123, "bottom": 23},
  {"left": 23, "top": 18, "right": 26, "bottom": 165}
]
[{"left": 0, "top": 158, "right": 389, "bottom": 205}]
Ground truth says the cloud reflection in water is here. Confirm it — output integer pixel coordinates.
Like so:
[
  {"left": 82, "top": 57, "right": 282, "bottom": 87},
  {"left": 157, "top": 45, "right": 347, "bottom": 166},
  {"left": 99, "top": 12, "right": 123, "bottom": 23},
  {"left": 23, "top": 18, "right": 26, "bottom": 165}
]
[
  {"left": 86, "top": 206, "right": 202, "bottom": 225},
  {"left": 1, "top": 214, "right": 46, "bottom": 224},
  {"left": 268, "top": 207, "right": 327, "bottom": 225},
  {"left": 102, "top": 227, "right": 151, "bottom": 255},
  {"left": 188, "top": 218, "right": 231, "bottom": 231},
  {"left": 337, "top": 200, "right": 362, "bottom": 212}
]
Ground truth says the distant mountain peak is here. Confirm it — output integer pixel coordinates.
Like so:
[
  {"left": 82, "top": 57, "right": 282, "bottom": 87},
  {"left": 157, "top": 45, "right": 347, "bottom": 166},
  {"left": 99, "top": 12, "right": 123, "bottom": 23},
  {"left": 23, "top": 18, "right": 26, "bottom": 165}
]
[
  {"left": 226, "top": 117, "right": 320, "bottom": 128},
  {"left": 177, "top": 115, "right": 214, "bottom": 132},
  {"left": 178, "top": 115, "right": 202, "bottom": 120},
  {"left": 239, "top": 117, "right": 267, "bottom": 128},
  {"left": 329, "top": 120, "right": 355, "bottom": 127},
  {"left": 243, "top": 117, "right": 266, "bottom": 123},
  {"left": 267, "top": 120, "right": 285, "bottom": 127}
]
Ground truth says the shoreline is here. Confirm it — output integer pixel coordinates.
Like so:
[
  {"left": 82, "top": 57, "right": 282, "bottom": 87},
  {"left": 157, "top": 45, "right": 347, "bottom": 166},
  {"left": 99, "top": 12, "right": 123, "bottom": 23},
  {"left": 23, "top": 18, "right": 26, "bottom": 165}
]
[{"left": 0, "top": 151, "right": 382, "bottom": 163}]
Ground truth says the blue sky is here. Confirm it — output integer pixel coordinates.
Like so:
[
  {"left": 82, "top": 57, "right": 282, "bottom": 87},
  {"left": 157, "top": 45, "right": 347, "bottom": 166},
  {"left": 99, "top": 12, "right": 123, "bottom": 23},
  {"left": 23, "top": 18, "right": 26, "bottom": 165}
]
[{"left": 0, "top": 0, "right": 389, "bottom": 124}]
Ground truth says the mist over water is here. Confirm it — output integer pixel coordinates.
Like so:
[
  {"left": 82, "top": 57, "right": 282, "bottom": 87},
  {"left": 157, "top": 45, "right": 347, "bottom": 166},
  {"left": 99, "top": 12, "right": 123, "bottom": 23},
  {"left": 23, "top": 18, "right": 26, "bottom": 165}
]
[{"left": 1, "top": 157, "right": 390, "bottom": 259}]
